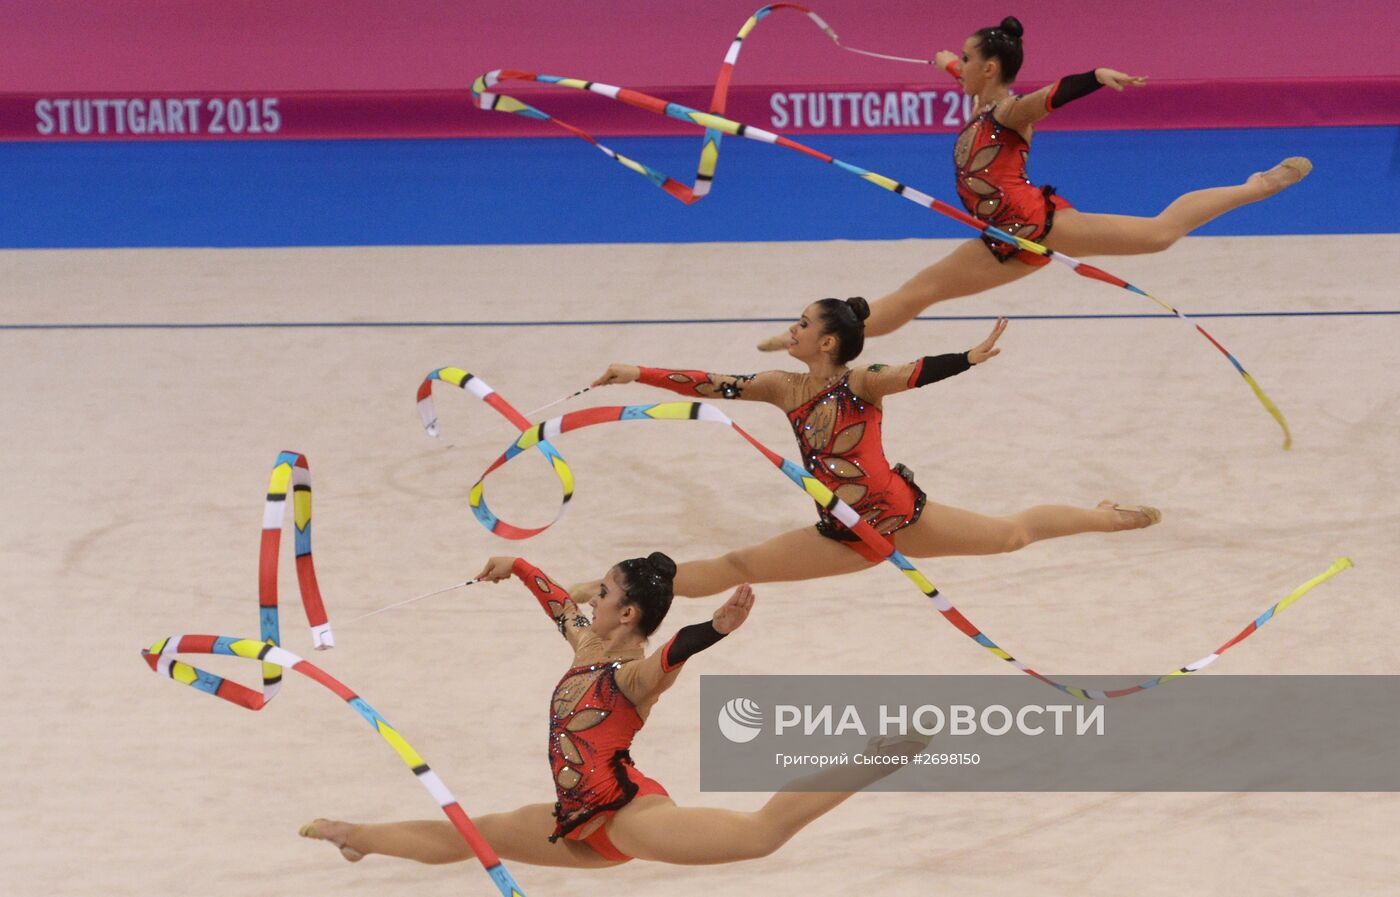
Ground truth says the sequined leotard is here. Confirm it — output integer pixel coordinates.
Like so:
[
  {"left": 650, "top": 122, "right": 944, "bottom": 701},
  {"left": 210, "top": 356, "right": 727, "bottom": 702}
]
[
  {"left": 637, "top": 357, "right": 973, "bottom": 561},
  {"left": 786, "top": 373, "right": 926, "bottom": 561},
  {"left": 953, "top": 102, "right": 1072, "bottom": 266},
  {"left": 511, "top": 558, "right": 726, "bottom": 862}
]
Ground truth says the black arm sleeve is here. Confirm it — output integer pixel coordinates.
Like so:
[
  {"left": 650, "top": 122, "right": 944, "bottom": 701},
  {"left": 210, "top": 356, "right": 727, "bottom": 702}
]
[
  {"left": 1047, "top": 70, "right": 1103, "bottom": 110},
  {"left": 908, "top": 352, "right": 972, "bottom": 388},
  {"left": 660, "top": 621, "right": 727, "bottom": 671}
]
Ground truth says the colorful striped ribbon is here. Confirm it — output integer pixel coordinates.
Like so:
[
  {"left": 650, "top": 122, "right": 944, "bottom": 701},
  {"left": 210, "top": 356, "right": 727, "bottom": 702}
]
[
  {"left": 418, "top": 367, "right": 576, "bottom": 539},
  {"left": 259, "top": 451, "right": 331, "bottom": 695},
  {"left": 470, "top": 4, "right": 1293, "bottom": 449},
  {"left": 420, "top": 367, "right": 1349, "bottom": 700},
  {"left": 141, "top": 451, "right": 527, "bottom": 897}
]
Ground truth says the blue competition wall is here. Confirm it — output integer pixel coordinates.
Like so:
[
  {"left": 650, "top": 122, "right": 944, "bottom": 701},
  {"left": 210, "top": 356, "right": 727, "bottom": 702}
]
[{"left": 2, "top": 126, "right": 1395, "bottom": 248}]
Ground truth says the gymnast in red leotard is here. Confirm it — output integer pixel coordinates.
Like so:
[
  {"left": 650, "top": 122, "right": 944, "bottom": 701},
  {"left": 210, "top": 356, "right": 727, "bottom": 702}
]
[
  {"left": 758, "top": 15, "right": 1313, "bottom": 350},
  {"left": 953, "top": 91, "right": 1071, "bottom": 267},
  {"left": 784, "top": 364, "right": 926, "bottom": 563},
  {"left": 301, "top": 553, "right": 914, "bottom": 868},
  {"left": 594, "top": 296, "right": 1161, "bottom": 598}
]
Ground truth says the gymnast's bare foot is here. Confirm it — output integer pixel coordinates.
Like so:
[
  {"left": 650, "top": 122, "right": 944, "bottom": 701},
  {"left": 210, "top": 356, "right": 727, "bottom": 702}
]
[
  {"left": 569, "top": 580, "right": 602, "bottom": 603},
  {"left": 1247, "top": 157, "right": 1312, "bottom": 196},
  {"left": 300, "top": 818, "right": 364, "bottom": 862},
  {"left": 757, "top": 332, "right": 791, "bottom": 352},
  {"left": 1099, "top": 500, "right": 1161, "bottom": 531}
]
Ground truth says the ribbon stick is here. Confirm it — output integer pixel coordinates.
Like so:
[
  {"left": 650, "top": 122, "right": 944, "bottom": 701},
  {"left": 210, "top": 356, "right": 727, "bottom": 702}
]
[
  {"left": 141, "top": 451, "right": 527, "bottom": 897},
  {"left": 523, "top": 385, "right": 594, "bottom": 421},
  {"left": 339, "top": 579, "right": 481, "bottom": 628},
  {"left": 471, "top": 3, "right": 1292, "bottom": 449},
  {"left": 422, "top": 367, "right": 1348, "bottom": 699}
]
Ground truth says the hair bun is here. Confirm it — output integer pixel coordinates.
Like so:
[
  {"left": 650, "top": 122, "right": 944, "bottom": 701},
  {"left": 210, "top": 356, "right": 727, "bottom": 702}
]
[
  {"left": 645, "top": 551, "right": 677, "bottom": 580},
  {"left": 845, "top": 296, "right": 870, "bottom": 322},
  {"left": 999, "top": 16, "right": 1023, "bottom": 39}
]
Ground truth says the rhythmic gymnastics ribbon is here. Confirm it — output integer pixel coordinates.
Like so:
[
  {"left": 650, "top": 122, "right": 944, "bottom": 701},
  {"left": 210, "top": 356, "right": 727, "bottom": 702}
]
[
  {"left": 470, "top": 3, "right": 1292, "bottom": 449},
  {"left": 417, "top": 368, "right": 577, "bottom": 539},
  {"left": 420, "top": 367, "right": 1348, "bottom": 700},
  {"left": 141, "top": 450, "right": 527, "bottom": 897}
]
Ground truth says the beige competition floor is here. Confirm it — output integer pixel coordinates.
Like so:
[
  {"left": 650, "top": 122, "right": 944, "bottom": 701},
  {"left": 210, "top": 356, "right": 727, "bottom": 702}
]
[{"left": 3, "top": 235, "right": 1398, "bottom": 895}]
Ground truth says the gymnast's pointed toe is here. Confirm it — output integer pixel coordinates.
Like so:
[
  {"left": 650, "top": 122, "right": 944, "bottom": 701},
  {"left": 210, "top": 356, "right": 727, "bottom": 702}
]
[
  {"left": 1251, "top": 156, "right": 1312, "bottom": 195},
  {"left": 1101, "top": 501, "right": 1161, "bottom": 530},
  {"left": 300, "top": 819, "right": 364, "bottom": 862},
  {"left": 1280, "top": 156, "right": 1312, "bottom": 180}
]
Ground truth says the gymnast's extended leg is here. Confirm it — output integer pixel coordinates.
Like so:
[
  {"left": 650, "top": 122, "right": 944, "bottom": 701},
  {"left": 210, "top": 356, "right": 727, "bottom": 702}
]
[
  {"left": 895, "top": 499, "right": 1157, "bottom": 558},
  {"left": 1045, "top": 158, "right": 1311, "bottom": 257},
  {"left": 759, "top": 238, "right": 1034, "bottom": 349},
  {"left": 670, "top": 524, "right": 877, "bottom": 598},
  {"left": 606, "top": 738, "right": 920, "bottom": 864},
  {"left": 299, "top": 804, "right": 620, "bottom": 869}
]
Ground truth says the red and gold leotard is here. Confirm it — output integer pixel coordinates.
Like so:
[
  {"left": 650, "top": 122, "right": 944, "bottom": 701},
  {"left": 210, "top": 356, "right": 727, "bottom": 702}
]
[
  {"left": 786, "top": 373, "right": 926, "bottom": 561},
  {"left": 638, "top": 356, "right": 972, "bottom": 562},
  {"left": 953, "top": 103, "right": 1072, "bottom": 267},
  {"left": 510, "top": 558, "right": 726, "bottom": 860}
]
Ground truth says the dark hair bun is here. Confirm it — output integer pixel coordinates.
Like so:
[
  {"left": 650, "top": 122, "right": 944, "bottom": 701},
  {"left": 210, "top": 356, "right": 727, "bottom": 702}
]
[
  {"left": 845, "top": 296, "right": 871, "bottom": 322},
  {"left": 999, "top": 16, "right": 1023, "bottom": 39},
  {"left": 645, "top": 551, "right": 677, "bottom": 581}
]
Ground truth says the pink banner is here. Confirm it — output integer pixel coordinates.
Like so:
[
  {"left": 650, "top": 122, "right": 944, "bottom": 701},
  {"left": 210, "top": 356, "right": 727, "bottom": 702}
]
[
  {"left": 3, "top": 78, "right": 1396, "bottom": 142},
  {"left": 2, "top": 2, "right": 1394, "bottom": 93}
]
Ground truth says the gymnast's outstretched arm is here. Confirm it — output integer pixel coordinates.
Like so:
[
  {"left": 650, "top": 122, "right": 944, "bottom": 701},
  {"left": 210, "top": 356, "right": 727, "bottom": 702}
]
[
  {"left": 849, "top": 316, "right": 1007, "bottom": 402},
  {"left": 593, "top": 363, "right": 793, "bottom": 405},
  {"left": 477, "top": 555, "right": 596, "bottom": 649},
  {"left": 614, "top": 583, "right": 752, "bottom": 706},
  {"left": 997, "top": 68, "right": 1146, "bottom": 131}
]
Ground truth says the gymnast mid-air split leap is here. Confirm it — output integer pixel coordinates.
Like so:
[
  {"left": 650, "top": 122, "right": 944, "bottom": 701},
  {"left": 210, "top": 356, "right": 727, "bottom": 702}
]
[
  {"left": 302, "top": 553, "right": 917, "bottom": 868},
  {"left": 589, "top": 297, "right": 1159, "bottom": 598},
  {"left": 756, "top": 16, "right": 1311, "bottom": 349}
]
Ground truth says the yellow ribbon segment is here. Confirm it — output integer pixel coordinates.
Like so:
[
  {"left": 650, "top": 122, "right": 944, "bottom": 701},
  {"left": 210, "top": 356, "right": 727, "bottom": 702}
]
[
  {"left": 267, "top": 462, "right": 292, "bottom": 496},
  {"left": 228, "top": 638, "right": 266, "bottom": 660},
  {"left": 686, "top": 111, "right": 741, "bottom": 135},
  {"left": 493, "top": 96, "right": 536, "bottom": 116},
  {"left": 737, "top": 15, "right": 760, "bottom": 39},
  {"left": 171, "top": 661, "right": 198, "bottom": 686},
  {"left": 439, "top": 367, "right": 469, "bottom": 387},
  {"left": 1276, "top": 557, "right": 1352, "bottom": 613},
  {"left": 294, "top": 489, "right": 312, "bottom": 529},
  {"left": 643, "top": 402, "right": 699, "bottom": 421},
  {"left": 376, "top": 720, "right": 427, "bottom": 768},
  {"left": 801, "top": 477, "right": 835, "bottom": 503},
  {"left": 516, "top": 428, "right": 542, "bottom": 450},
  {"left": 1240, "top": 372, "right": 1294, "bottom": 450},
  {"left": 618, "top": 155, "right": 649, "bottom": 177},
  {"left": 468, "top": 481, "right": 485, "bottom": 508},
  {"left": 861, "top": 172, "right": 900, "bottom": 192},
  {"left": 554, "top": 78, "right": 588, "bottom": 90},
  {"left": 552, "top": 455, "right": 576, "bottom": 497},
  {"left": 698, "top": 139, "right": 719, "bottom": 178},
  {"left": 906, "top": 571, "right": 936, "bottom": 594}
]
